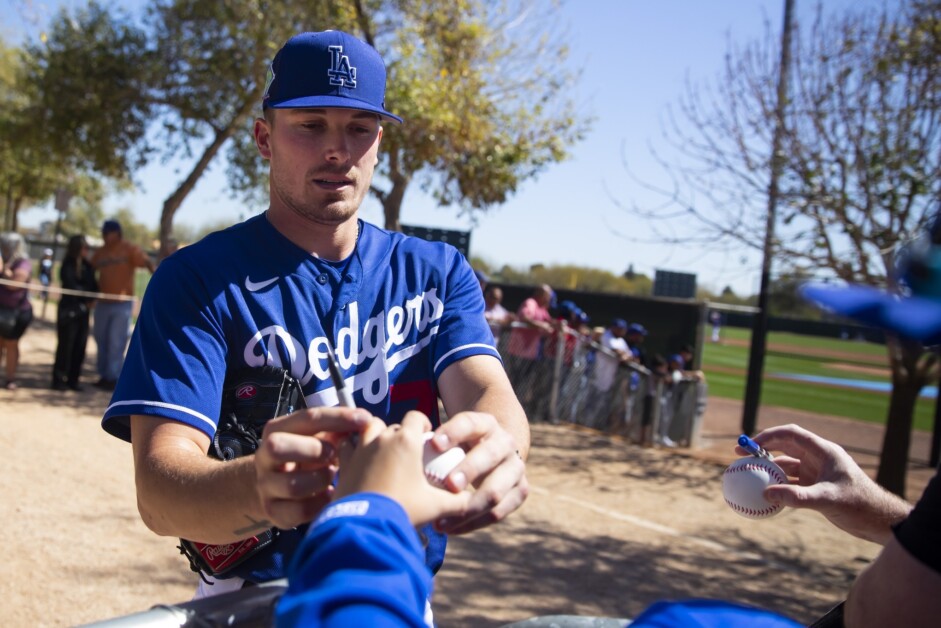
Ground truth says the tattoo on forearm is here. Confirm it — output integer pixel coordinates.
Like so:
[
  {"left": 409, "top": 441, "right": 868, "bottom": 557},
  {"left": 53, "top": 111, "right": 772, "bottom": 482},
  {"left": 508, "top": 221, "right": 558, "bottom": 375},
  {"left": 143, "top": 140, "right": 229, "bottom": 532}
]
[{"left": 234, "top": 515, "right": 272, "bottom": 536}]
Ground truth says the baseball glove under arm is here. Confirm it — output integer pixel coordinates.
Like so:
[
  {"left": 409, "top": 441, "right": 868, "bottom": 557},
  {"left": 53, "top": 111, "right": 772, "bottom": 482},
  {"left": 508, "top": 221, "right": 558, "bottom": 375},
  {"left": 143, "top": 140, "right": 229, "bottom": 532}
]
[{"left": 178, "top": 366, "right": 306, "bottom": 582}]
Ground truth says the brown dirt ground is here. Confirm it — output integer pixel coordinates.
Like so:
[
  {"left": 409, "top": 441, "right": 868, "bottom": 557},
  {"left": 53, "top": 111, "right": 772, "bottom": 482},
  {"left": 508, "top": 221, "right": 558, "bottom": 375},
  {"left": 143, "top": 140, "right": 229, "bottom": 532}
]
[
  {"left": 2, "top": 319, "right": 934, "bottom": 627},
  {"left": 828, "top": 363, "right": 891, "bottom": 377}
]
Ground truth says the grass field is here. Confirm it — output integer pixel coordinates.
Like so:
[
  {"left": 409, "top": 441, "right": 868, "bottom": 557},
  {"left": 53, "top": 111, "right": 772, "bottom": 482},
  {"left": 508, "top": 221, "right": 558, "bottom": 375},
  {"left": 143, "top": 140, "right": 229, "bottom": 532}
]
[{"left": 704, "top": 327, "right": 936, "bottom": 431}]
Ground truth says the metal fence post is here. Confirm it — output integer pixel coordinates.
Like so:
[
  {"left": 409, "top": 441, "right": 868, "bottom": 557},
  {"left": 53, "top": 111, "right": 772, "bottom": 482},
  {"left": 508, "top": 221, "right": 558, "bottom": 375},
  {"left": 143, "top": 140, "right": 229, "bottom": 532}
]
[{"left": 548, "top": 329, "right": 566, "bottom": 424}]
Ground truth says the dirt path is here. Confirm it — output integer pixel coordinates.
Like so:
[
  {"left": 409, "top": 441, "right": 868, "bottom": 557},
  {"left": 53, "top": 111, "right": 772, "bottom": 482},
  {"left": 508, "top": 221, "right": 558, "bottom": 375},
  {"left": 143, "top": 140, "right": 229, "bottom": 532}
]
[{"left": 2, "top": 320, "right": 926, "bottom": 626}]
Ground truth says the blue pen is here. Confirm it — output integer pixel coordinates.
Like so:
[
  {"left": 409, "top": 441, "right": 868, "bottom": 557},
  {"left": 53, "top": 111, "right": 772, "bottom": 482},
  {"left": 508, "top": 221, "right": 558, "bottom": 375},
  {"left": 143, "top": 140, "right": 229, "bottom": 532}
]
[{"left": 738, "top": 434, "right": 774, "bottom": 460}]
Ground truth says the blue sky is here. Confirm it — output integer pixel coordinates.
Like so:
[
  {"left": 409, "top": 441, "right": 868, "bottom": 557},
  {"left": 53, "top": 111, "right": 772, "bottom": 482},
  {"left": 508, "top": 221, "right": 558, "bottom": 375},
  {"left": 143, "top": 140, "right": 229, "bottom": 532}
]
[{"left": 5, "top": 0, "right": 893, "bottom": 295}]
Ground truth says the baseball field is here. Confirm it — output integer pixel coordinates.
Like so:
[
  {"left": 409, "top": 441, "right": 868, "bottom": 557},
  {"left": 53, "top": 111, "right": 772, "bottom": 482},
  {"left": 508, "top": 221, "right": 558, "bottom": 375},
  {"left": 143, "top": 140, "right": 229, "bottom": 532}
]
[
  {"left": 703, "top": 327, "right": 936, "bottom": 429},
  {"left": 3, "top": 318, "right": 934, "bottom": 626}
]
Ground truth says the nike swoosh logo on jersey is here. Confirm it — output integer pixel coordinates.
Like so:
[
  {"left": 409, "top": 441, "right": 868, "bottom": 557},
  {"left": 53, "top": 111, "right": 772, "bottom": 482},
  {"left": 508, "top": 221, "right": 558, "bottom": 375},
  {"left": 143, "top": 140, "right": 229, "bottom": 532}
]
[{"left": 245, "top": 276, "right": 278, "bottom": 292}]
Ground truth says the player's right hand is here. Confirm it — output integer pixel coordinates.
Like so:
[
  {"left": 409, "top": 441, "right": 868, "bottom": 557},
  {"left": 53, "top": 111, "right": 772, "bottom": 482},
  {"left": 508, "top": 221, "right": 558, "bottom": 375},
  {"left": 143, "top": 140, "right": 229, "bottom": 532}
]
[{"left": 255, "top": 407, "right": 371, "bottom": 530}]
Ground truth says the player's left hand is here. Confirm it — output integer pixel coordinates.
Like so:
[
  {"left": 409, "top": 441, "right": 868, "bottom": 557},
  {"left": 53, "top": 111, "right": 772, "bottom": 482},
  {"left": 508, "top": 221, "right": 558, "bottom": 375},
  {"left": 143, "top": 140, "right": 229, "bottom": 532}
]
[{"left": 425, "top": 411, "right": 528, "bottom": 535}]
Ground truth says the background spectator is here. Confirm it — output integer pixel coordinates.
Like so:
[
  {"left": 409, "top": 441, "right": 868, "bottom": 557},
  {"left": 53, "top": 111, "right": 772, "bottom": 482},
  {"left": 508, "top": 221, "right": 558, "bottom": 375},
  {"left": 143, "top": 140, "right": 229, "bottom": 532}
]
[
  {"left": 506, "top": 283, "right": 557, "bottom": 419},
  {"left": 52, "top": 235, "right": 98, "bottom": 391},
  {"left": 585, "top": 318, "right": 632, "bottom": 429},
  {"left": 90, "top": 219, "right": 155, "bottom": 390},
  {"left": 38, "top": 248, "right": 53, "bottom": 304},
  {"left": 484, "top": 285, "right": 514, "bottom": 344},
  {"left": 654, "top": 354, "right": 686, "bottom": 447},
  {"left": 0, "top": 232, "right": 34, "bottom": 390},
  {"left": 625, "top": 322, "right": 650, "bottom": 367},
  {"left": 710, "top": 310, "right": 722, "bottom": 343}
]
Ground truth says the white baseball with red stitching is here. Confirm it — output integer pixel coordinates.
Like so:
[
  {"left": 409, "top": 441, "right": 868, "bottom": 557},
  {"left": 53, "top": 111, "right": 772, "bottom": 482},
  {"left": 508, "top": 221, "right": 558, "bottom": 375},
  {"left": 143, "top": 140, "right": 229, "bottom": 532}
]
[
  {"left": 722, "top": 456, "right": 788, "bottom": 519},
  {"left": 422, "top": 432, "right": 466, "bottom": 487}
]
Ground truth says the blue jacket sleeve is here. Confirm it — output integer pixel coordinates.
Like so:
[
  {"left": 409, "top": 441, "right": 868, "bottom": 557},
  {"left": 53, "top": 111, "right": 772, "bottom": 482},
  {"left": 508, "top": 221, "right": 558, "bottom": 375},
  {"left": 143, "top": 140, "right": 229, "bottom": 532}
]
[{"left": 276, "top": 494, "right": 432, "bottom": 628}]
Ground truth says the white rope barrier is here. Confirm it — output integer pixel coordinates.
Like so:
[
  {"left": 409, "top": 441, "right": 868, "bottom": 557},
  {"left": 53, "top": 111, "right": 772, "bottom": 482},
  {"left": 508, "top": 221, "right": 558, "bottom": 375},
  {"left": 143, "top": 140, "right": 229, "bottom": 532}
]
[{"left": 0, "top": 277, "right": 138, "bottom": 303}]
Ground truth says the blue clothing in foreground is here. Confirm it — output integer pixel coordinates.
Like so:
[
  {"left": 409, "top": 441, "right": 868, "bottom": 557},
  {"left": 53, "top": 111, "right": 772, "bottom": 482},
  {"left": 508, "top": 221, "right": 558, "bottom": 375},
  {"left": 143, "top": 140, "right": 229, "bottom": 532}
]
[
  {"left": 630, "top": 599, "right": 802, "bottom": 627},
  {"left": 277, "top": 494, "right": 431, "bottom": 628}
]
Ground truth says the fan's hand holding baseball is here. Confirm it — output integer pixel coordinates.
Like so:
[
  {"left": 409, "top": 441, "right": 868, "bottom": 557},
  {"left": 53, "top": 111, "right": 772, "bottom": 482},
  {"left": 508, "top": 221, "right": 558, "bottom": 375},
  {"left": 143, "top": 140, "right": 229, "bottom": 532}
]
[
  {"left": 427, "top": 410, "right": 528, "bottom": 535},
  {"left": 335, "top": 412, "right": 472, "bottom": 527},
  {"left": 742, "top": 424, "right": 912, "bottom": 544},
  {"left": 255, "top": 407, "right": 371, "bottom": 530}
]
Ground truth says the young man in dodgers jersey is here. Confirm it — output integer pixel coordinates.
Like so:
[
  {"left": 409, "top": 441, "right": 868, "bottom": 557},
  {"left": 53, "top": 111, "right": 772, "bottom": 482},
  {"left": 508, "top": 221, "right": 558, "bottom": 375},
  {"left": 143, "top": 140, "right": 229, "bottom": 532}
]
[{"left": 101, "top": 30, "right": 530, "bottom": 597}]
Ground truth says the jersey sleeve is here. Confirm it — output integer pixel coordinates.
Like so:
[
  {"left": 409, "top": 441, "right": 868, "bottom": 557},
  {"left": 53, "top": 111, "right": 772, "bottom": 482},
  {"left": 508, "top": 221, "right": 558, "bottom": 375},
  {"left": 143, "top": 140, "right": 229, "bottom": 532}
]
[
  {"left": 101, "top": 254, "right": 230, "bottom": 442},
  {"left": 276, "top": 493, "right": 431, "bottom": 628},
  {"left": 431, "top": 252, "right": 501, "bottom": 380}
]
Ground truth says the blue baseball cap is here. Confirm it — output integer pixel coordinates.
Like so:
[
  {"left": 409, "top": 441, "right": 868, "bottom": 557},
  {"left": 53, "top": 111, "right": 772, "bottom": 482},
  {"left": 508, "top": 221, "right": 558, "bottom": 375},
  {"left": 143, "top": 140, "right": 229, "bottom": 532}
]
[
  {"left": 801, "top": 213, "right": 941, "bottom": 345},
  {"left": 102, "top": 219, "right": 122, "bottom": 234},
  {"left": 263, "top": 31, "right": 402, "bottom": 123},
  {"left": 627, "top": 323, "right": 648, "bottom": 336},
  {"left": 611, "top": 318, "right": 628, "bottom": 329},
  {"left": 802, "top": 283, "right": 941, "bottom": 345},
  {"left": 474, "top": 269, "right": 489, "bottom": 284}
]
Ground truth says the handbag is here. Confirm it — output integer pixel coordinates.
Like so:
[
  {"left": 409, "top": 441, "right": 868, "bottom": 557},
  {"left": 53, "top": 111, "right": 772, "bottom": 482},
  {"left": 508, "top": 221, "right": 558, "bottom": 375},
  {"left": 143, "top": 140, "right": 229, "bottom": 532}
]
[{"left": 0, "top": 306, "right": 18, "bottom": 338}]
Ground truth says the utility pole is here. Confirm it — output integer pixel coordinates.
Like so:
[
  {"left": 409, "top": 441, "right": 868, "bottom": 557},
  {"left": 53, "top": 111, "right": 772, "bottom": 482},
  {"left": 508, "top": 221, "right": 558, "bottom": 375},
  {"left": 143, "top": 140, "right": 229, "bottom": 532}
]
[{"left": 741, "top": 0, "right": 795, "bottom": 435}]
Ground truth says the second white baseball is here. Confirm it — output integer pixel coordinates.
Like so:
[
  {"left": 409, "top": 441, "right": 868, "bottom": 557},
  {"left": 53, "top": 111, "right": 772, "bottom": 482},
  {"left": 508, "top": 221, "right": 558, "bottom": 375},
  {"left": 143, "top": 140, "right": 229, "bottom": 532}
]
[
  {"left": 422, "top": 432, "right": 466, "bottom": 486},
  {"left": 722, "top": 456, "right": 788, "bottom": 519}
]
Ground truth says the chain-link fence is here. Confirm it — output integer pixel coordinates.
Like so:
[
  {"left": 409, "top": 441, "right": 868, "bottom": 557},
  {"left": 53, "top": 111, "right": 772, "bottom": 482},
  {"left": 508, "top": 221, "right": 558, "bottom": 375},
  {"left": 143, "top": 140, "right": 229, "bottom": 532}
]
[{"left": 497, "top": 323, "right": 707, "bottom": 448}]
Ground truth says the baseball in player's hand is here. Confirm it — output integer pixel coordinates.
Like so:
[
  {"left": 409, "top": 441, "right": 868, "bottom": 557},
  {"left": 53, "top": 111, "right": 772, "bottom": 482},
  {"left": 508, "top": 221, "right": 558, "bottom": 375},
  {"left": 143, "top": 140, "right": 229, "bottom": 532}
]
[
  {"left": 335, "top": 412, "right": 472, "bottom": 526},
  {"left": 427, "top": 410, "right": 529, "bottom": 535},
  {"left": 254, "top": 407, "right": 372, "bottom": 530},
  {"left": 740, "top": 424, "right": 912, "bottom": 544}
]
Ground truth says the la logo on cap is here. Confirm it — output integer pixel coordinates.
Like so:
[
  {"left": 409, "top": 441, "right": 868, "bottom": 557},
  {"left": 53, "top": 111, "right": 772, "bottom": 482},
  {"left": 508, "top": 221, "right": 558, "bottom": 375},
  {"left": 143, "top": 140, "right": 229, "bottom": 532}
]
[
  {"left": 328, "top": 45, "right": 356, "bottom": 88},
  {"left": 262, "top": 30, "right": 402, "bottom": 123}
]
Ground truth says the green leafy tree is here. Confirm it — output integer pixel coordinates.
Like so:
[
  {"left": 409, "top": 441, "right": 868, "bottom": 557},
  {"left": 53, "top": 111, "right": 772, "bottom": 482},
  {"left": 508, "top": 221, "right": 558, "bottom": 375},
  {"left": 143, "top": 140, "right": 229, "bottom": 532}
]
[
  {"left": 476, "top": 259, "right": 653, "bottom": 296},
  {"left": 26, "top": 0, "right": 587, "bottom": 259},
  {"left": 25, "top": 0, "right": 351, "bottom": 257},
  {"left": 619, "top": 1, "right": 941, "bottom": 494},
  {"left": 704, "top": 285, "right": 756, "bottom": 308},
  {"left": 3, "top": 4, "right": 149, "bottom": 234},
  {"left": 144, "top": 0, "right": 352, "bottom": 257},
  {"left": 0, "top": 37, "right": 73, "bottom": 231},
  {"left": 51, "top": 184, "right": 154, "bottom": 251},
  {"left": 371, "top": 0, "right": 589, "bottom": 232},
  {"left": 52, "top": 177, "right": 107, "bottom": 241},
  {"left": 229, "top": 0, "right": 590, "bottom": 232}
]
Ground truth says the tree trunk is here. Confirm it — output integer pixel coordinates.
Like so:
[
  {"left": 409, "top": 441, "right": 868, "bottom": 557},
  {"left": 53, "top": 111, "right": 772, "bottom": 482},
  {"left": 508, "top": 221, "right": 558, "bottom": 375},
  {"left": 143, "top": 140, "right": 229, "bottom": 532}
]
[
  {"left": 876, "top": 339, "right": 930, "bottom": 496},
  {"left": 381, "top": 169, "right": 410, "bottom": 232},
  {"left": 3, "top": 182, "right": 12, "bottom": 232},
  {"left": 10, "top": 196, "right": 21, "bottom": 232},
  {"left": 157, "top": 96, "right": 262, "bottom": 260}
]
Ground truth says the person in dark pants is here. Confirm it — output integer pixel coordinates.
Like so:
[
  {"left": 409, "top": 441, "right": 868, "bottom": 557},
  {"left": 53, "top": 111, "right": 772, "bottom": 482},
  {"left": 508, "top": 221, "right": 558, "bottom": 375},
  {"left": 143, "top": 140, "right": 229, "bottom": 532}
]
[{"left": 52, "top": 235, "right": 98, "bottom": 391}]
